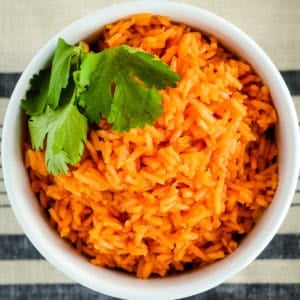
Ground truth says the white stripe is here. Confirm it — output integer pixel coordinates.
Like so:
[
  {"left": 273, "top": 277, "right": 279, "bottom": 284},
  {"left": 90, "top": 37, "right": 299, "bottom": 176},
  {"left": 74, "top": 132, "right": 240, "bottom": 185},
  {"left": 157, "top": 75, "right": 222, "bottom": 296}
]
[
  {"left": 0, "top": 260, "right": 72, "bottom": 284},
  {"left": 228, "top": 259, "right": 300, "bottom": 284},
  {"left": 293, "top": 190, "right": 300, "bottom": 204},
  {"left": 278, "top": 205, "right": 300, "bottom": 234},
  {"left": 0, "top": 98, "right": 9, "bottom": 120},
  {"left": 0, "top": 0, "right": 299, "bottom": 71},
  {"left": 0, "top": 181, "right": 6, "bottom": 192},
  {"left": 0, "top": 193, "right": 9, "bottom": 206},
  {"left": 294, "top": 95, "right": 300, "bottom": 102},
  {"left": 0, "top": 259, "right": 299, "bottom": 284},
  {"left": 0, "top": 207, "right": 23, "bottom": 234}
]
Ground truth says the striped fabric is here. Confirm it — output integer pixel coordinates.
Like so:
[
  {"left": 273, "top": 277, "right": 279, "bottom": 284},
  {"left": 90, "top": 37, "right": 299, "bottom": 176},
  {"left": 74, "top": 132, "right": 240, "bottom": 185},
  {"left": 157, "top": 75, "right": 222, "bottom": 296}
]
[{"left": 0, "top": 0, "right": 299, "bottom": 299}]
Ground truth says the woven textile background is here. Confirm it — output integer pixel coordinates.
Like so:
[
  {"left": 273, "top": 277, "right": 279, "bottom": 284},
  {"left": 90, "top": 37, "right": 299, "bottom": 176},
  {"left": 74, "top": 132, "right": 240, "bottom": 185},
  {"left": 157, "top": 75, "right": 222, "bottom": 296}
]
[{"left": 0, "top": 0, "right": 299, "bottom": 299}]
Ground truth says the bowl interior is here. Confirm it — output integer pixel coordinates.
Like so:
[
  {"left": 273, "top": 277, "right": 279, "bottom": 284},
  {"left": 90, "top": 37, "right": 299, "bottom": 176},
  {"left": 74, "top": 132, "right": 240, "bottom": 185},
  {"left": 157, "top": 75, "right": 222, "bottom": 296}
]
[{"left": 2, "top": 1, "right": 300, "bottom": 300}]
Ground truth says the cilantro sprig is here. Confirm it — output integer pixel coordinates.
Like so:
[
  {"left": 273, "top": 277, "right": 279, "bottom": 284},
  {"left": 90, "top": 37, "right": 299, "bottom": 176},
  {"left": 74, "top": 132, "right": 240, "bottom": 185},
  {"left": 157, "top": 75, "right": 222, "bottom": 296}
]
[{"left": 22, "top": 38, "right": 181, "bottom": 175}]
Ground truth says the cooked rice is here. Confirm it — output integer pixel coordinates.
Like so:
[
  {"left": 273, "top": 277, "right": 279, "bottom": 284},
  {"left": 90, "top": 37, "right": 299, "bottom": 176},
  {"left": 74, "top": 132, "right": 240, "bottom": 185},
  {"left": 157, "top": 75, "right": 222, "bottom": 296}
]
[{"left": 25, "top": 14, "right": 278, "bottom": 279}]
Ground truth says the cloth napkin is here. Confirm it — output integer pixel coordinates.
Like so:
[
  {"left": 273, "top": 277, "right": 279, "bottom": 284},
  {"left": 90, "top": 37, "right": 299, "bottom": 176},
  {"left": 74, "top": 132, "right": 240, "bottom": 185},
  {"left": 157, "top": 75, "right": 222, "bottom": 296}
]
[{"left": 0, "top": 0, "right": 299, "bottom": 299}]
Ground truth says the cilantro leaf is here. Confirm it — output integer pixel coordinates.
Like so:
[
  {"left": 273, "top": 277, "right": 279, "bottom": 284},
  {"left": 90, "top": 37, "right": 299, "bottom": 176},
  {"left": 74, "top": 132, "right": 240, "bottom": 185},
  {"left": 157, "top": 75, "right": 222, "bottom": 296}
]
[
  {"left": 75, "top": 52, "right": 113, "bottom": 122},
  {"left": 21, "top": 69, "right": 51, "bottom": 116},
  {"left": 118, "top": 45, "right": 180, "bottom": 89},
  {"left": 108, "top": 77, "right": 163, "bottom": 132},
  {"left": 22, "top": 38, "right": 181, "bottom": 175},
  {"left": 77, "top": 45, "right": 181, "bottom": 130},
  {"left": 47, "top": 38, "right": 81, "bottom": 108},
  {"left": 28, "top": 101, "right": 88, "bottom": 175}
]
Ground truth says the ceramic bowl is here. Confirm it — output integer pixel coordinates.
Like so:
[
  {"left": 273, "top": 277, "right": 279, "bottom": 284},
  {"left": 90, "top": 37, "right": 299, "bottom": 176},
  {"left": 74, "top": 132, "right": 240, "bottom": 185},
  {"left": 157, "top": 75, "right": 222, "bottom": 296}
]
[{"left": 2, "top": 1, "right": 300, "bottom": 299}]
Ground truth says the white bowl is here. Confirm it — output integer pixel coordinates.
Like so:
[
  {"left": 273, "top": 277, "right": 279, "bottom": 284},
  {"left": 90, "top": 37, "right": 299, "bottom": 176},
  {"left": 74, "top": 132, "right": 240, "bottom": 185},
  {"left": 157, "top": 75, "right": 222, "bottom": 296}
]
[{"left": 2, "top": 1, "right": 300, "bottom": 299}]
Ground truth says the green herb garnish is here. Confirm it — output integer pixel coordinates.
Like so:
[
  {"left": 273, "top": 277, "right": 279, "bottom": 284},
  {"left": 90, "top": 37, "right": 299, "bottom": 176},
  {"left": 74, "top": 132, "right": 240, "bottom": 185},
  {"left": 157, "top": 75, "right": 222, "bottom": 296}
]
[{"left": 22, "top": 38, "right": 181, "bottom": 175}]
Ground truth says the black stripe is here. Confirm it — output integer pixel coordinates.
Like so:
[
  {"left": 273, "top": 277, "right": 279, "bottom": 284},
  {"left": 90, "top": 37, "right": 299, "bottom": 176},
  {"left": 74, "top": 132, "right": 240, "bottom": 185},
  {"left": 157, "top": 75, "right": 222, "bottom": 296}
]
[
  {"left": 0, "top": 284, "right": 115, "bottom": 300},
  {"left": 0, "top": 284, "right": 299, "bottom": 300},
  {"left": 0, "top": 235, "right": 43, "bottom": 259},
  {"left": 183, "top": 284, "right": 300, "bottom": 300},
  {"left": 281, "top": 71, "right": 300, "bottom": 95},
  {"left": 0, "top": 73, "right": 21, "bottom": 98},
  {"left": 257, "top": 234, "right": 300, "bottom": 259},
  {"left": 0, "top": 234, "right": 299, "bottom": 260},
  {"left": 0, "top": 71, "right": 299, "bottom": 98}
]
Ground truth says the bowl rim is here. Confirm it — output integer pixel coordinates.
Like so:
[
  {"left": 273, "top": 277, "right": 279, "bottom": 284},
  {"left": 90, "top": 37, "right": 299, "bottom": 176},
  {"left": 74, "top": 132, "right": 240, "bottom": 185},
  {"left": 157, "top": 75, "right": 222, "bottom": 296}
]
[{"left": 2, "top": 1, "right": 300, "bottom": 299}]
